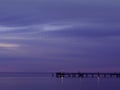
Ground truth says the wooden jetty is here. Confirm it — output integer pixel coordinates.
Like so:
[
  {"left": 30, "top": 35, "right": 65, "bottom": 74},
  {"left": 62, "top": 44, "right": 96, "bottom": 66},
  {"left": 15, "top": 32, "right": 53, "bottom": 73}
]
[{"left": 55, "top": 72, "right": 120, "bottom": 78}]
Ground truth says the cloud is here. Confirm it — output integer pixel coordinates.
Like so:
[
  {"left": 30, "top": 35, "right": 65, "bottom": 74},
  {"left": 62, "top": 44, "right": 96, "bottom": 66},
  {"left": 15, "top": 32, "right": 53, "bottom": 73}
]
[
  {"left": 0, "top": 25, "right": 27, "bottom": 32},
  {"left": 0, "top": 43, "right": 20, "bottom": 48},
  {"left": 0, "top": 22, "right": 75, "bottom": 33},
  {"left": 41, "top": 24, "right": 74, "bottom": 31},
  {"left": 0, "top": 22, "right": 76, "bottom": 41},
  {"left": 0, "top": 21, "right": 120, "bottom": 42}
]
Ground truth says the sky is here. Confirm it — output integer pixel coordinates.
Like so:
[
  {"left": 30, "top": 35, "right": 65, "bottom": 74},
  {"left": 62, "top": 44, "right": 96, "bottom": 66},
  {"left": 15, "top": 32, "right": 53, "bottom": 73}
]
[{"left": 0, "top": 0, "right": 120, "bottom": 72}]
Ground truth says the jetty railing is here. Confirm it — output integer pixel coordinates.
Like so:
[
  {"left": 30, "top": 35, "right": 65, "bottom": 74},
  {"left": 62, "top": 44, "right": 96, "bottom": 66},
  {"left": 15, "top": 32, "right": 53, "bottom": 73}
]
[{"left": 55, "top": 72, "right": 120, "bottom": 78}]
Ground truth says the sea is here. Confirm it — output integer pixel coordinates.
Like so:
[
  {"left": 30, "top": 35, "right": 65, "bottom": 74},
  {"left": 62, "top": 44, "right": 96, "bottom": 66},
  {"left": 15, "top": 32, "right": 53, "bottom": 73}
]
[{"left": 0, "top": 73, "right": 119, "bottom": 90}]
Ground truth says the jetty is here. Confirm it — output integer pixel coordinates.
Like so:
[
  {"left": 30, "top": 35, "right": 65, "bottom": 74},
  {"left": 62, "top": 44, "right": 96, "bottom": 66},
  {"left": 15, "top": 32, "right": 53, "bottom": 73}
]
[{"left": 55, "top": 72, "right": 120, "bottom": 78}]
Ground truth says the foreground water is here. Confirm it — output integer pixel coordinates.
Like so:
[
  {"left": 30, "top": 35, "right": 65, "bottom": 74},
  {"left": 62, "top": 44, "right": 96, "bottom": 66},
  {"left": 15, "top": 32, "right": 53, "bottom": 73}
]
[{"left": 0, "top": 73, "right": 120, "bottom": 90}]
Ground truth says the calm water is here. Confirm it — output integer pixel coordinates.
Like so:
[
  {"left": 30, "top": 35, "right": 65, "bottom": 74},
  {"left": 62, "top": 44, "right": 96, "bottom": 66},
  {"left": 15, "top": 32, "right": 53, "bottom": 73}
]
[{"left": 0, "top": 74, "right": 120, "bottom": 90}]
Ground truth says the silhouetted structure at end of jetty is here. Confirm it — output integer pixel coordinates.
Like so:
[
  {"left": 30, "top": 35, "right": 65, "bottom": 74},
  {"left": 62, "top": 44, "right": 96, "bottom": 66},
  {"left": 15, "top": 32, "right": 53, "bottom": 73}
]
[{"left": 55, "top": 72, "right": 120, "bottom": 78}]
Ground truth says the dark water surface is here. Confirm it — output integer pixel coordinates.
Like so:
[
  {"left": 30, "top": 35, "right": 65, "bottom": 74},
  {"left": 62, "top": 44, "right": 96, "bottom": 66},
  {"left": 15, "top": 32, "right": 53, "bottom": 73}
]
[{"left": 0, "top": 73, "right": 120, "bottom": 90}]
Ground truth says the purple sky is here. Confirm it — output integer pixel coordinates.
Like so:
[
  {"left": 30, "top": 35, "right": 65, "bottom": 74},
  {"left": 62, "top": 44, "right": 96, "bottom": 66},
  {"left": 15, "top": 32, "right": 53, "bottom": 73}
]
[{"left": 0, "top": 0, "right": 120, "bottom": 72}]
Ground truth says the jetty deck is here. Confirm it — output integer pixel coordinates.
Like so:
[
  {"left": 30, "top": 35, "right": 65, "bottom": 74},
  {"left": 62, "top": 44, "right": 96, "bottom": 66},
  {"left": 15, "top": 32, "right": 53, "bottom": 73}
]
[{"left": 55, "top": 72, "right": 120, "bottom": 78}]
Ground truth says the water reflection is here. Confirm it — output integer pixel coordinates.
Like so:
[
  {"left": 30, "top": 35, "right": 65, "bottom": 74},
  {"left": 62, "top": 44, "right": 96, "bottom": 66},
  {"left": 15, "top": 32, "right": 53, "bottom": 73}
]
[{"left": 0, "top": 76, "right": 119, "bottom": 90}]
